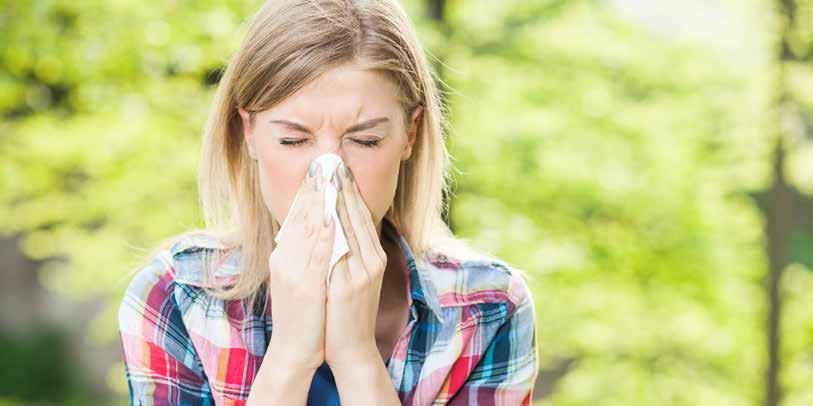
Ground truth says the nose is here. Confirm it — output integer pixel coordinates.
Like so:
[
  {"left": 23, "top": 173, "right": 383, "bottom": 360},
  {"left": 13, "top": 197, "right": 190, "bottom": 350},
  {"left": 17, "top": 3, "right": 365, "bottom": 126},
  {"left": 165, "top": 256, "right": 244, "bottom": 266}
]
[
  {"left": 306, "top": 138, "right": 348, "bottom": 185},
  {"left": 312, "top": 134, "right": 348, "bottom": 163}
]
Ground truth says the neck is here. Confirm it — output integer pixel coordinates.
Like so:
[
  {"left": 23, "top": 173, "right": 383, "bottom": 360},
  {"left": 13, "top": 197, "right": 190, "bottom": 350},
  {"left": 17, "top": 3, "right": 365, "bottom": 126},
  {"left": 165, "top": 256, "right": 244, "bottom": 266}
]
[{"left": 378, "top": 219, "right": 409, "bottom": 307}]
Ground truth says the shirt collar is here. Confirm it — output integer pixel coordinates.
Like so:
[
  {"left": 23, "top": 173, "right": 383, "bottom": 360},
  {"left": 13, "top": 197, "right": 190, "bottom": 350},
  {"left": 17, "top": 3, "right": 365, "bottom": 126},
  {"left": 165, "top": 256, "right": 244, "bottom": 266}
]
[
  {"left": 382, "top": 217, "right": 446, "bottom": 324},
  {"left": 172, "top": 218, "right": 446, "bottom": 324}
]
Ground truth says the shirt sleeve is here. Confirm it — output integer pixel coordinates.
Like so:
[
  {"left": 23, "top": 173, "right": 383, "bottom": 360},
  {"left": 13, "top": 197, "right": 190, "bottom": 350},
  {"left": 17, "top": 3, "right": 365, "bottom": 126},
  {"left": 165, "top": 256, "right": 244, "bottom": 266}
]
[
  {"left": 118, "top": 253, "right": 215, "bottom": 405},
  {"left": 448, "top": 275, "right": 539, "bottom": 406}
]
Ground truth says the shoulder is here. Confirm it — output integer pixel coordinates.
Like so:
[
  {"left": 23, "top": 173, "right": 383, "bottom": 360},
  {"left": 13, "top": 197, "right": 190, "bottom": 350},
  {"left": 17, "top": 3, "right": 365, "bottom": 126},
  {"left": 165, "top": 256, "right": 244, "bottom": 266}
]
[
  {"left": 119, "top": 232, "right": 239, "bottom": 310},
  {"left": 117, "top": 234, "right": 218, "bottom": 396},
  {"left": 417, "top": 245, "right": 533, "bottom": 315},
  {"left": 166, "top": 232, "right": 241, "bottom": 288},
  {"left": 118, "top": 231, "right": 241, "bottom": 336},
  {"left": 118, "top": 249, "right": 176, "bottom": 322}
]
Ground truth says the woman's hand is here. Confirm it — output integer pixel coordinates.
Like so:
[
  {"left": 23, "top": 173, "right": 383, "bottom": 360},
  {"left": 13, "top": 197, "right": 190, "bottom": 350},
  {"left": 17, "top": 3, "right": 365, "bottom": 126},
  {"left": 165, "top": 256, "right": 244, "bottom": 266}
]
[
  {"left": 266, "top": 161, "right": 336, "bottom": 372},
  {"left": 324, "top": 163, "right": 388, "bottom": 371}
]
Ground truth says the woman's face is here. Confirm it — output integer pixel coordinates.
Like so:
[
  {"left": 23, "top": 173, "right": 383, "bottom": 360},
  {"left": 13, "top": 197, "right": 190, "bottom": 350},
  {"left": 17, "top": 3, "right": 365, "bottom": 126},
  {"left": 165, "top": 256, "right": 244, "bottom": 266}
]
[{"left": 238, "top": 62, "right": 422, "bottom": 237}]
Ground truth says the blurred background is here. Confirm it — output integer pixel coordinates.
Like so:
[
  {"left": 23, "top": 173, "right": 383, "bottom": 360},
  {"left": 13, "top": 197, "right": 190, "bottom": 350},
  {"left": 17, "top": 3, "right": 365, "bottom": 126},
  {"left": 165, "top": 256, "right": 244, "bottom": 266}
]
[{"left": 1, "top": 0, "right": 812, "bottom": 404}]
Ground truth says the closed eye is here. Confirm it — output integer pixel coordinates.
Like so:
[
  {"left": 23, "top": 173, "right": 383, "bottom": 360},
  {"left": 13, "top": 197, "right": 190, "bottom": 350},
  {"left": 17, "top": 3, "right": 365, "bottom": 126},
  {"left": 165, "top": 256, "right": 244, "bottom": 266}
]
[
  {"left": 279, "top": 138, "right": 381, "bottom": 148},
  {"left": 352, "top": 138, "right": 380, "bottom": 148}
]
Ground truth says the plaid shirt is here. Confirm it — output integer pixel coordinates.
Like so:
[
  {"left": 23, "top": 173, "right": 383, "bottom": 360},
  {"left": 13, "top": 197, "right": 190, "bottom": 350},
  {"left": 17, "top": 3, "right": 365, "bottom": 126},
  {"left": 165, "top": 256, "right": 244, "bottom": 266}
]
[{"left": 118, "top": 218, "right": 538, "bottom": 405}]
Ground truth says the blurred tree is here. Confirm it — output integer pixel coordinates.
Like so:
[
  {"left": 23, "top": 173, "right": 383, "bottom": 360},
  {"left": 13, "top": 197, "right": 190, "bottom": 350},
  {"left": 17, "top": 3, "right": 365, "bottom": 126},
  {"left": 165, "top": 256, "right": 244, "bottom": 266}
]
[
  {"left": 438, "top": 0, "right": 792, "bottom": 404},
  {"left": 753, "top": 0, "right": 813, "bottom": 405},
  {"left": 0, "top": 1, "right": 263, "bottom": 403}
]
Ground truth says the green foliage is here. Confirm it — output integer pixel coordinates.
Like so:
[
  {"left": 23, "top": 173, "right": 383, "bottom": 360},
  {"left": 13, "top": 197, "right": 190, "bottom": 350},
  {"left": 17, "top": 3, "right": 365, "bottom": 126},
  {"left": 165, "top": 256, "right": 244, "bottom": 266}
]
[
  {"left": 0, "top": 0, "right": 262, "bottom": 402},
  {"left": 437, "top": 0, "right": 810, "bottom": 404},
  {"left": 0, "top": 324, "right": 94, "bottom": 405}
]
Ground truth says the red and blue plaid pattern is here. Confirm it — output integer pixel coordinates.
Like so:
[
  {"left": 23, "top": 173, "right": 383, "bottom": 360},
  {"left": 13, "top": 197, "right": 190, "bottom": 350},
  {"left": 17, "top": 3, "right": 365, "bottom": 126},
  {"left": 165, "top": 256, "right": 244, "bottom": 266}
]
[{"left": 118, "top": 218, "right": 538, "bottom": 405}]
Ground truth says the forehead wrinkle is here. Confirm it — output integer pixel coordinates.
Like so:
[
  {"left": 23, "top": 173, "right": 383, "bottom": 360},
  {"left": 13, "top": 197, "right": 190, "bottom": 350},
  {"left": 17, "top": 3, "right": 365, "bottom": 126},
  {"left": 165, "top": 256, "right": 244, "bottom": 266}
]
[
  {"left": 270, "top": 114, "right": 390, "bottom": 138},
  {"left": 269, "top": 67, "right": 397, "bottom": 136}
]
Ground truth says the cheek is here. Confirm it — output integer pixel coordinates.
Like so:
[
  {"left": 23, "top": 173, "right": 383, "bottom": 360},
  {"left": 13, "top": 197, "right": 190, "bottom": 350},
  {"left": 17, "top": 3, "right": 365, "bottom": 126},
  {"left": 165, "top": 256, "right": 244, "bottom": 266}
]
[
  {"left": 349, "top": 153, "right": 401, "bottom": 220},
  {"left": 256, "top": 148, "right": 308, "bottom": 224}
]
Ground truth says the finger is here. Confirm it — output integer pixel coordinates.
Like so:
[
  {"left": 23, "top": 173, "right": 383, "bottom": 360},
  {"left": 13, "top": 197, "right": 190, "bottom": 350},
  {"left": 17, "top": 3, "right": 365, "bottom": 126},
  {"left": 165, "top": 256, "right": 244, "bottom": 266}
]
[
  {"left": 339, "top": 165, "right": 381, "bottom": 269},
  {"left": 271, "top": 167, "right": 318, "bottom": 277},
  {"left": 285, "top": 162, "right": 320, "bottom": 242},
  {"left": 285, "top": 161, "right": 317, "bottom": 226},
  {"left": 306, "top": 208, "right": 335, "bottom": 281},
  {"left": 304, "top": 165, "right": 327, "bottom": 250},
  {"left": 334, "top": 173, "right": 370, "bottom": 284},
  {"left": 344, "top": 169, "right": 380, "bottom": 251},
  {"left": 336, "top": 179, "right": 361, "bottom": 260},
  {"left": 338, "top": 163, "right": 385, "bottom": 268},
  {"left": 329, "top": 251, "right": 352, "bottom": 289},
  {"left": 275, "top": 187, "right": 304, "bottom": 245}
]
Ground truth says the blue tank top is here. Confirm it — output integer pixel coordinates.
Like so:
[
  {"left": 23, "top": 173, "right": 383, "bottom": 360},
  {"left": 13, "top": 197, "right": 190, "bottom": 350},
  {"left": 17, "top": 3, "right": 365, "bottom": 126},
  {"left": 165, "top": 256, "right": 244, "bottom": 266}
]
[{"left": 307, "top": 358, "right": 390, "bottom": 405}]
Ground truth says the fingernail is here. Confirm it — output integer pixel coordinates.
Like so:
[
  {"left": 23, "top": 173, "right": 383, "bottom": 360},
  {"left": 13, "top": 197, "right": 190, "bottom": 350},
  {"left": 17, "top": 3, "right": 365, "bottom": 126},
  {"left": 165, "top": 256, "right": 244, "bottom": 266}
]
[
  {"left": 342, "top": 163, "right": 354, "bottom": 182},
  {"left": 308, "top": 161, "right": 318, "bottom": 178}
]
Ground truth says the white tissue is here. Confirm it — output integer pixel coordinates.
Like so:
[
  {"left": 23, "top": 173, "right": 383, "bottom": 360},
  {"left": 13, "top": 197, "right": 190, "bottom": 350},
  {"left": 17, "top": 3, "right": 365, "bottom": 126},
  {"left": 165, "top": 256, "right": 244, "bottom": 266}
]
[{"left": 273, "top": 153, "right": 349, "bottom": 285}]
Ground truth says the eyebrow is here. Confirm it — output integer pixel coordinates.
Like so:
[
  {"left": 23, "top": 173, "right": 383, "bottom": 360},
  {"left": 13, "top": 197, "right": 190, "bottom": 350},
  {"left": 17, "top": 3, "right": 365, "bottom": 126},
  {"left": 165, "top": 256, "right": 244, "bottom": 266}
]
[{"left": 268, "top": 117, "right": 390, "bottom": 133}]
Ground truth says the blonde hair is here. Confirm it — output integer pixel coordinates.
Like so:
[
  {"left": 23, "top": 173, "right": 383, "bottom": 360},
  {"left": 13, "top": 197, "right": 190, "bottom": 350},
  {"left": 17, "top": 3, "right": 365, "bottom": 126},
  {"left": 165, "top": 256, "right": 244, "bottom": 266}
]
[{"left": 133, "top": 0, "right": 508, "bottom": 312}]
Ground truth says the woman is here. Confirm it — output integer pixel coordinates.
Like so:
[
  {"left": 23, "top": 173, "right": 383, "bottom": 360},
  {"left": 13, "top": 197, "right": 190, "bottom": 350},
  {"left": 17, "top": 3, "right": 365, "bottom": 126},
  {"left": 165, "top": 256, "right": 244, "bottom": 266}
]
[{"left": 117, "top": 0, "right": 538, "bottom": 404}]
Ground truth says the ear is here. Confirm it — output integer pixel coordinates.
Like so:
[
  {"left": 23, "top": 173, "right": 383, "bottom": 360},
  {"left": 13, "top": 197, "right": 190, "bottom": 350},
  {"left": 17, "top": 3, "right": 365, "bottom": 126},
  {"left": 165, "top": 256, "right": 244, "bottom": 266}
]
[
  {"left": 402, "top": 105, "right": 423, "bottom": 161},
  {"left": 238, "top": 106, "right": 257, "bottom": 160}
]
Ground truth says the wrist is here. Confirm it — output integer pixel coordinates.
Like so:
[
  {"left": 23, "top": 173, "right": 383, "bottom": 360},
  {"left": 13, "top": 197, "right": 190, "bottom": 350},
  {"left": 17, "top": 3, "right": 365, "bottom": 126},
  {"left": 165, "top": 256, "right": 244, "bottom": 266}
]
[
  {"left": 249, "top": 345, "right": 318, "bottom": 405},
  {"left": 255, "top": 362, "right": 316, "bottom": 393},
  {"left": 266, "top": 339, "right": 323, "bottom": 373},
  {"left": 330, "top": 351, "right": 392, "bottom": 399},
  {"left": 327, "top": 343, "right": 381, "bottom": 374}
]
